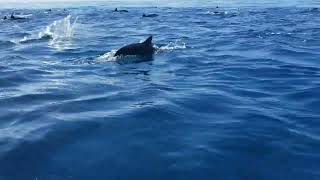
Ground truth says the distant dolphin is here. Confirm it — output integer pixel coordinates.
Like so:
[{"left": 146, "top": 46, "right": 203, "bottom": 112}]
[
  {"left": 142, "top": 13, "right": 159, "bottom": 18},
  {"left": 10, "top": 13, "right": 28, "bottom": 20},
  {"left": 114, "top": 8, "right": 128, "bottom": 13},
  {"left": 114, "top": 36, "right": 154, "bottom": 57},
  {"left": 10, "top": 13, "right": 22, "bottom": 20}
]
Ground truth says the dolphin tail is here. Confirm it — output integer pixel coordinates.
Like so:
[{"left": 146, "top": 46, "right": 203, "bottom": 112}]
[{"left": 143, "top": 36, "right": 153, "bottom": 45}]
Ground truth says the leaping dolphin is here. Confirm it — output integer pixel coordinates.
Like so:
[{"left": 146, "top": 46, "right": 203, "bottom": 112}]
[{"left": 114, "top": 36, "right": 155, "bottom": 57}]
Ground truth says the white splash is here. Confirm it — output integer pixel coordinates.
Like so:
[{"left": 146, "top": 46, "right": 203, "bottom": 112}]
[
  {"left": 155, "top": 40, "right": 187, "bottom": 53},
  {"left": 15, "top": 14, "right": 33, "bottom": 18},
  {"left": 39, "top": 15, "right": 77, "bottom": 41},
  {"left": 205, "top": 11, "right": 228, "bottom": 15},
  {"left": 96, "top": 50, "right": 118, "bottom": 62},
  {"left": 17, "top": 15, "right": 77, "bottom": 50},
  {"left": 18, "top": 36, "right": 31, "bottom": 43}
]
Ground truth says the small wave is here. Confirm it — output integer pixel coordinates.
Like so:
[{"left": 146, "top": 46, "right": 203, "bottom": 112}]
[
  {"left": 300, "top": 7, "right": 320, "bottom": 14},
  {"left": 266, "top": 32, "right": 282, "bottom": 35},
  {"left": 205, "top": 10, "right": 238, "bottom": 17},
  {"left": 0, "top": 55, "right": 28, "bottom": 61},
  {"left": 18, "top": 34, "right": 52, "bottom": 44},
  {"left": 9, "top": 32, "right": 31, "bottom": 38},
  {"left": 0, "top": 40, "right": 16, "bottom": 48},
  {"left": 206, "top": 11, "right": 228, "bottom": 15},
  {"left": 15, "top": 14, "right": 33, "bottom": 19}
]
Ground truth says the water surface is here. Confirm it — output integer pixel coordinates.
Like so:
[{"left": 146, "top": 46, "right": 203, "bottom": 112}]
[{"left": 0, "top": 6, "right": 320, "bottom": 180}]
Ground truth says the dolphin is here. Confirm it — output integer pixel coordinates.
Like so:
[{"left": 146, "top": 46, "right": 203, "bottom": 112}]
[
  {"left": 114, "top": 8, "right": 129, "bottom": 13},
  {"left": 10, "top": 13, "right": 28, "bottom": 20},
  {"left": 114, "top": 36, "right": 155, "bottom": 57}
]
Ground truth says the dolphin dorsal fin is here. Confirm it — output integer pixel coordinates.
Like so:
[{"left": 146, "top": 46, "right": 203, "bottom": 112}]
[{"left": 143, "top": 36, "right": 152, "bottom": 45}]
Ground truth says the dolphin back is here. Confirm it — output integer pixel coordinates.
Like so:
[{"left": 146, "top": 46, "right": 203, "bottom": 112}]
[{"left": 115, "top": 36, "right": 154, "bottom": 57}]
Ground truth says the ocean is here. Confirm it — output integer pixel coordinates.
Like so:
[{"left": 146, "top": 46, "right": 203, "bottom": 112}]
[{"left": 0, "top": 5, "right": 320, "bottom": 180}]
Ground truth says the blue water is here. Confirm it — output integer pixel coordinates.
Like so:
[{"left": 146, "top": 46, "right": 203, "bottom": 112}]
[{"left": 0, "top": 6, "right": 320, "bottom": 180}]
